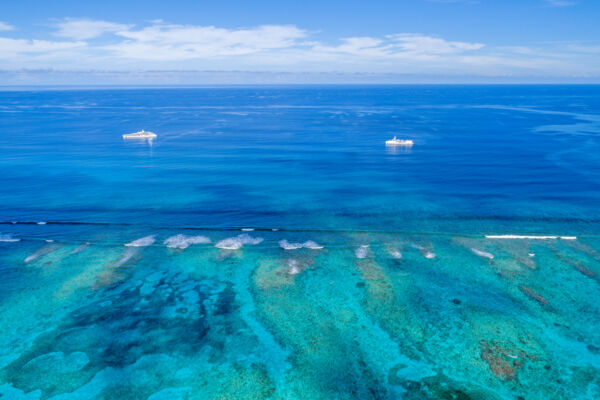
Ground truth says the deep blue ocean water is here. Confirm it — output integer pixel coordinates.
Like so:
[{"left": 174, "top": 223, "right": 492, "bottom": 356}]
[{"left": 0, "top": 86, "right": 599, "bottom": 399}]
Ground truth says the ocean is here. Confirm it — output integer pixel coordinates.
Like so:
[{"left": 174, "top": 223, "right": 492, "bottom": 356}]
[{"left": 0, "top": 85, "right": 599, "bottom": 399}]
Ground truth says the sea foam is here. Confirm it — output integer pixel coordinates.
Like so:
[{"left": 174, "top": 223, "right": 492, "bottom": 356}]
[
  {"left": 471, "top": 248, "right": 494, "bottom": 259},
  {"left": 0, "top": 234, "right": 20, "bottom": 242},
  {"left": 71, "top": 242, "right": 90, "bottom": 254},
  {"left": 424, "top": 251, "right": 436, "bottom": 259},
  {"left": 164, "top": 234, "right": 211, "bottom": 249},
  {"left": 279, "top": 239, "right": 324, "bottom": 250},
  {"left": 24, "top": 243, "right": 60, "bottom": 263},
  {"left": 355, "top": 245, "right": 369, "bottom": 259},
  {"left": 125, "top": 235, "right": 156, "bottom": 247},
  {"left": 411, "top": 243, "right": 435, "bottom": 259},
  {"left": 215, "top": 233, "right": 263, "bottom": 250},
  {"left": 287, "top": 259, "right": 302, "bottom": 275},
  {"left": 389, "top": 249, "right": 402, "bottom": 259},
  {"left": 279, "top": 240, "right": 303, "bottom": 250},
  {"left": 115, "top": 247, "right": 137, "bottom": 267},
  {"left": 303, "top": 240, "right": 324, "bottom": 249}
]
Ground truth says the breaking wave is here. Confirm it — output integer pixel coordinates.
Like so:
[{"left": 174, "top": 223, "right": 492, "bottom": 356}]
[
  {"left": 215, "top": 233, "right": 263, "bottom": 250},
  {"left": 164, "top": 234, "right": 211, "bottom": 249},
  {"left": 279, "top": 239, "right": 324, "bottom": 250},
  {"left": 125, "top": 235, "right": 156, "bottom": 247}
]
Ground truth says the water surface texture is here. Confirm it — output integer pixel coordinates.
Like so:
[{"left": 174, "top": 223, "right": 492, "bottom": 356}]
[{"left": 1, "top": 86, "right": 599, "bottom": 399}]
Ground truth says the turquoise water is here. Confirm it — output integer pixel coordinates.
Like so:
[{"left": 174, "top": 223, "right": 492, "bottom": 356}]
[{"left": 0, "top": 86, "right": 599, "bottom": 399}]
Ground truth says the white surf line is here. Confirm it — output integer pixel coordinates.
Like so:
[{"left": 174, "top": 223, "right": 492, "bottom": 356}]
[{"left": 485, "top": 235, "right": 577, "bottom": 240}]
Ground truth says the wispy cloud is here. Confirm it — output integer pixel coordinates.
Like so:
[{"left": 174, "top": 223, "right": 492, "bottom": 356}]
[
  {"left": 388, "top": 34, "right": 484, "bottom": 54},
  {"left": 0, "top": 21, "right": 14, "bottom": 31},
  {"left": 544, "top": 0, "right": 578, "bottom": 7},
  {"left": 0, "top": 37, "right": 85, "bottom": 54},
  {"left": 104, "top": 23, "right": 307, "bottom": 60},
  {"left": 425, "top": 0, "right": 478, "bottom": 4},
  {"left": 55, "top": 18, "right": 132, "bottom": 40}
]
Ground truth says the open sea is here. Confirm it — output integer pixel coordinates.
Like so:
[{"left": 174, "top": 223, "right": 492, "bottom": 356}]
[{"left": 0, "top": 85, "right": 599, "bottom": 399}]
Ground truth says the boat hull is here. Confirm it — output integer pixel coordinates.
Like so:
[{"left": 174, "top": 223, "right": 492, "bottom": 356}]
[
  {"left": 123, "top": 132, "right": 157, "bottom": 139},
  {"left": 385, "top": 140, "right": 413, "bottom": 146}
]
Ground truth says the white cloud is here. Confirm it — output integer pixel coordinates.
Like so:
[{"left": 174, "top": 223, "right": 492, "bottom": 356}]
[
  {"left": 388, "top": 34, "right": 484, "bottom": 54},
  {"left": 55, "top": 18, "right": 132, "bottom": 40},
  {"left": 305, "top": 34, "right": 482, "bottom": 62},
  {"left": 0, "top": 21, "right": 14, "bottom": 31},
  {"left": 0, "top": 19, "right": 598, "bottom": 80},
  {"left": 103, "top": 23, "right": 307, "bottom": 60},
  {"left": 0, "top": 37, "right": 85, "bottom": 54},
  {"left": 311, "top": 37, "right": 387, "bottom": 57}
]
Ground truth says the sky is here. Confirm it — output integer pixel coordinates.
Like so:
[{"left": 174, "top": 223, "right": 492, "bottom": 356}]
[{"left": 0, "top": 0, "right": 599, "bottom": 84}]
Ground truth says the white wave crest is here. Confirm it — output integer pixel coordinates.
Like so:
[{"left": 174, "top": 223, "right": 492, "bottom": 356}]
[
  {"left": 471, "top": 248, "right": 494, "bottom": 259},
  {"left": 302, "top": 240, "right": 324, "bottom": 250},
  {"left": 241, "top": 228, "right": 254, "bottom": 231},
  {"left": 37, "top": 221, "right": 47, "bottom": 225},
  {"left": 164, "top": 234, "right": 211, "bottom": 249},
  {"left": 125, "top": 235, "right": 156, "bottom": 247},
  {"left": 411, "top": 243, "right": 435, "bottom": 258},
  {"left": 0, "top": 234, "right": 20, "bottom": 242},
  {"left": 215, "top": 233, "right": 263, "bottom": 250},
  {"left": 279, "top": 240, "right": 303, "bottom": 250},
  {"left": 279, "top": 239, "right": 324, "bottom": 250},
  {"left": 355, "top": 245, "right": 369, "bottom": 259}
]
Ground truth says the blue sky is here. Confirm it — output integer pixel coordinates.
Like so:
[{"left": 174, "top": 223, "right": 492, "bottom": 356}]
[{"left": 1, "top": 0, "right": 599, "bottom": 84}]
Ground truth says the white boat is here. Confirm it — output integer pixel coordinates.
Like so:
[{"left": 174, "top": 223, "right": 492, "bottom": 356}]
[
  {"left": 122, "top": 129, "right": 157, "bottom": 139},
  {"left": 385, "top": 136, "right": 413, "bottom": 146}
]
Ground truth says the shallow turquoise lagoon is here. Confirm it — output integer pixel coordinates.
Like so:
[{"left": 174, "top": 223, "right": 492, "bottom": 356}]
[{"left": 0, "top": 86, "right": 599, "bottom": 399}]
